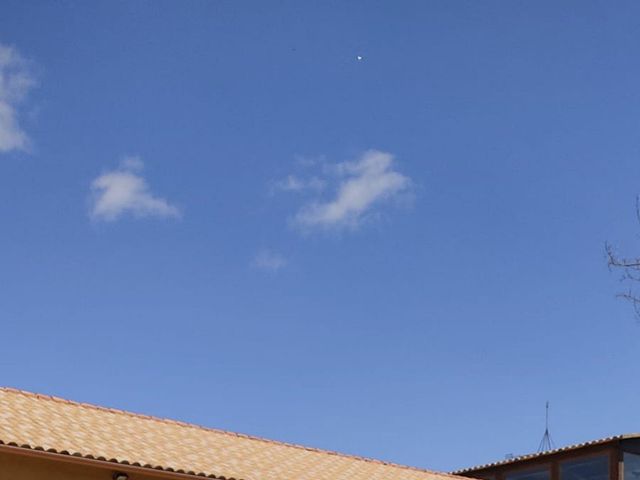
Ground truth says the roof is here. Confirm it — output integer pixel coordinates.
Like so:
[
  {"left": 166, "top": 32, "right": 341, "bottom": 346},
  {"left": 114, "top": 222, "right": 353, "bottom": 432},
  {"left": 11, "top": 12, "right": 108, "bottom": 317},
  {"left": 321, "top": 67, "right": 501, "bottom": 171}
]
[
  {"left": 0, "top": 387, "right": 459, "bottom": 480},
  {"left": 452, "top": 434, "right": 640, "bottom": 475}
]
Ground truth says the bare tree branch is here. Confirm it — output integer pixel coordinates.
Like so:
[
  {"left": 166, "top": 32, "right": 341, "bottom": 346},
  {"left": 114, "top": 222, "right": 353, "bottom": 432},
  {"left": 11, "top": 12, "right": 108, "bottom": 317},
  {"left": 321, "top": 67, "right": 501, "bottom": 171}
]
[{"left": 607, "top": 196, "right": 640, "bottom": 320}]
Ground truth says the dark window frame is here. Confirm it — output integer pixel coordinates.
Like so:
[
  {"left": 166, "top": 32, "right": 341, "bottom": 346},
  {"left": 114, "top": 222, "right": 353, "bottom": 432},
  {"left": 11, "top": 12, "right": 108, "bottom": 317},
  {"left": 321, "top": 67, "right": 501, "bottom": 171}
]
[
  {"left": 558, "top": 452, "right": 611, "bottom": 480},
  {"left": 504, "top": 463, "right": 553, "bottom": 480}
]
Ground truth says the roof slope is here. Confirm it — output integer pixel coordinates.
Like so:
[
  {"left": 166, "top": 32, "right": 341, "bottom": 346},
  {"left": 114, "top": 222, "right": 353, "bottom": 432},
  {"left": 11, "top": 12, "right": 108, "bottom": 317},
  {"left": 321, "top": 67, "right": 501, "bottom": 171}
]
[{"left": 0, "top": 387, "right": 456, "bottom": 480}]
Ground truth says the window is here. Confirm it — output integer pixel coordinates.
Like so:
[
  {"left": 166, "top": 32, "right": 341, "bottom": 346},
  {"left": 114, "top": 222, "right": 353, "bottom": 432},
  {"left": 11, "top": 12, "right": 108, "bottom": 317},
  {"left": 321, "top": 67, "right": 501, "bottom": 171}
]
[
  {"left": 624, "top": 452, "right": 640, "bottom": 480},
  {"left": 561, "top": 456, "right": 609, "bottom": 480},
  {"left": 506, "top": 468, "right": 550, "bottom": 480}
]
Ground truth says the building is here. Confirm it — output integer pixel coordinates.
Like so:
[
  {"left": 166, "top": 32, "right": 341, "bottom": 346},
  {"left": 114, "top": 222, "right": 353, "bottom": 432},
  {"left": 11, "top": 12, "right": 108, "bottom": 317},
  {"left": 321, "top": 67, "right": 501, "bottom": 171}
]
[
  {"left": 1, "top": 386, "right": 638, "bottom": 480},
  {"left": 453, "top": 435, "right": 640, "bottom": 480}
]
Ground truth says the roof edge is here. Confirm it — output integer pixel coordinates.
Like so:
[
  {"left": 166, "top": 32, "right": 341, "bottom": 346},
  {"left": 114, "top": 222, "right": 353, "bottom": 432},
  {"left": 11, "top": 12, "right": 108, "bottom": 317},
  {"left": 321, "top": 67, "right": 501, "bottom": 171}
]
[{"left": 0, "top": 442, "right": 232, "bottom": 480}]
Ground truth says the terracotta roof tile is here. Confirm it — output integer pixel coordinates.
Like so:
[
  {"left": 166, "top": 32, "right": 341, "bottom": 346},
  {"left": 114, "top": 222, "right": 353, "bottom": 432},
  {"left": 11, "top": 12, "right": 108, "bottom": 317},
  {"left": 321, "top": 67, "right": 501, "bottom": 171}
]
[{"left": 0, "top": 387, "right": 459, "bottom": 480}]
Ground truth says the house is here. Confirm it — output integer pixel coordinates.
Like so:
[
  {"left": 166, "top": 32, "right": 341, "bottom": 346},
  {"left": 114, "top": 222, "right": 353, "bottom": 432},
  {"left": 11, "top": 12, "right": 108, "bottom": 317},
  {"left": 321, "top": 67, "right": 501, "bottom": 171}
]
[
  {"left": 2, "top": 387, "right": 637, "bottom": 480},
  {"left": 453, "top": 434, "right": 640, "bottom": 480},
  {"left": 0, "top": 387, "right": 461, "bottom": 480}
]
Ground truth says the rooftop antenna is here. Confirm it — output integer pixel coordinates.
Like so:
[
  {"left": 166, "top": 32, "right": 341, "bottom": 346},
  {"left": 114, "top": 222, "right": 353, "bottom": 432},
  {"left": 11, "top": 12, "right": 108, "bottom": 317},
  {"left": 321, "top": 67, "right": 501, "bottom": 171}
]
[{"left": 537, "top": 401, "right": 556, "bottom": 452}]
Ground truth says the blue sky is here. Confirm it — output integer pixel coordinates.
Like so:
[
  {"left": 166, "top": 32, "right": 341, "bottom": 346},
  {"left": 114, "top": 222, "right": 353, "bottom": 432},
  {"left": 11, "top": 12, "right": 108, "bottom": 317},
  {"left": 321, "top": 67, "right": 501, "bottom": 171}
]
[{"left": 2, "top": 0, "right": 640, "bottom": 472}]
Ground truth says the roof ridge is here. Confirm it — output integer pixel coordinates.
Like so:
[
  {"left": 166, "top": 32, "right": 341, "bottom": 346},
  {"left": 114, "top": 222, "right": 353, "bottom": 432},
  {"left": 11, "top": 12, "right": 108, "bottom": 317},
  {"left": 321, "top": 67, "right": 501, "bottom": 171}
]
[{"left": 0, "top": 387, "right": 458, "bottom": 479}]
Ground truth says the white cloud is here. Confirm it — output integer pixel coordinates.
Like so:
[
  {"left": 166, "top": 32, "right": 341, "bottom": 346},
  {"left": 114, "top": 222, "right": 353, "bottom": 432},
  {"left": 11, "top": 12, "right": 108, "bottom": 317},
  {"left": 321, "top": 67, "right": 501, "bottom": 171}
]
[
  {"left": 292, "top": 150, "right": 411, "bottom": 229},
  {"left": 120, "top": 155, "right": 144, "bottom": 171},
  {"left": 252, "top": 249, "right": 287, "bottom": 271},
  {"left": 90, "top": 157, "right": 180, "bottom": 221},
  {"left": 293, "top": 154, "right": 326, "bottom": 168},
  {"left": 0, "top": 43, "right": 36, "bottom": 153},
  {"left": 273, "top": 174, "right": 325, "bottom": 193}
]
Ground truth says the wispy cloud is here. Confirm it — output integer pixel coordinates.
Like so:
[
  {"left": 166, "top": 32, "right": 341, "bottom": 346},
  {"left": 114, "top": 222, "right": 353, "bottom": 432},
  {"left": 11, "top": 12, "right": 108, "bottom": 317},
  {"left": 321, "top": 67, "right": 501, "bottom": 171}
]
[
  {"left": 293, "top": 153, "right": 326, "bottom": 168},
  {"left": 0, "top": 43, "right": 36, "bottom": 153},
  {"left": 252, "top": 249, "right": 288, "bottom": 272},
  {"left": 273, "top": 174, "right": 325, "bottom": 193},
  {"left": 281, "top": 150, "right": 411, "bottom": 230},
  {"left": 90, "top": 157, "right": 180, "bottom": 222}
]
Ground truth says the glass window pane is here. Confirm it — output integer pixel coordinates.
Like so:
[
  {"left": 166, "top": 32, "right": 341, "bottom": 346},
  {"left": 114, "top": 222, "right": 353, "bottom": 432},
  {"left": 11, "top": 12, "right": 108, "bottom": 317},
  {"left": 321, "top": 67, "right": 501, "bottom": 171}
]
[
  {"left": 624, "top": 452, "right": 640, "bottom": 480},
  {"left": 506, "top": 468, "right": 550, "bottom": 480},
  {"left": 561, "top": 456, "right": 609, "bottom": 480}
]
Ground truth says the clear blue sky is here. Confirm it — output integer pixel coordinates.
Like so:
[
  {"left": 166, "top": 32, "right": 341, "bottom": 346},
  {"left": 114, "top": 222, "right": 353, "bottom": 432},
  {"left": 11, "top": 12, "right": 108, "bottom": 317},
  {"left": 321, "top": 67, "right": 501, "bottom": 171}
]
[{"left": 2, "top": 0, "right": 640, "bottom": 472}]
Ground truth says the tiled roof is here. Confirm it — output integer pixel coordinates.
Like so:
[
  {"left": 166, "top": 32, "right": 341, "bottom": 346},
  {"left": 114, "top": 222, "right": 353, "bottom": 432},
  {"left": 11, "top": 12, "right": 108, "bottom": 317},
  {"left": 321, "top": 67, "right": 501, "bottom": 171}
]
[
  {"left": 0, "top": 387, "right": 458, "bottom": 480},
  {"left": 452, "top": 434, "right": 640, "bottom": 474}
]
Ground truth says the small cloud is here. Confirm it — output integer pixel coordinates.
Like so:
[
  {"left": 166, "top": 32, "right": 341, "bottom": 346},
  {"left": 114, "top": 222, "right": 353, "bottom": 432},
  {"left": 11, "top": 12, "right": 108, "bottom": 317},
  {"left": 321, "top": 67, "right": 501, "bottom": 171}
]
[
  {"left": 0, "top": 43, "right": 37, "bottom": 153},
  {"left": 252, "top": 249, "right": 287, "bottom": 272},
  {"left": 273, "top": 174, "right": 325, "bottom": 193},
  {"left": 120, "top": 155, "right": 144, "bottom": 171},
  {"left": 89, "top": 157, "right": 180, "bottom": 222},
  {"left": 293, "top": 150, "right": 411, "bottom": 230},
  {"left": 276, "top": 175, "right": 305, "bottom": 192},
  {"left": 293, "top": 154, "right": 326, "bottom": 168}
]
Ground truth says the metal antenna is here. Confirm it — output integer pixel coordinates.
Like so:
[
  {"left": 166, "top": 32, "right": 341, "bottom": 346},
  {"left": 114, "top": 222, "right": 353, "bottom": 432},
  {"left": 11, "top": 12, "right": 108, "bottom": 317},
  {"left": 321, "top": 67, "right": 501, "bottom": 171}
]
[{"left": 537, "top": 401, "right": 556, "bottom": 452}]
